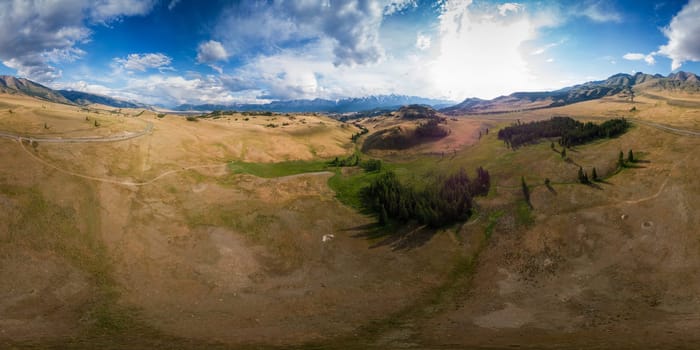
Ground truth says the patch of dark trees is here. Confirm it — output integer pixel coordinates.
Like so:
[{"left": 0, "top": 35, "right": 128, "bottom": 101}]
[
  {"left": 361, "top": 167, "right": 490, "bottom": 228},
  {"left": 351, "top": 123, "right": 369, "bottom": 143},
  {"left": 497, "top": 116, "right": 629, "bottom": 149}
]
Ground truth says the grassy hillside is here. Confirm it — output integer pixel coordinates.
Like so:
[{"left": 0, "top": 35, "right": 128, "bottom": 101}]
[{"left": 3, "top": 90, "right": 700, "bottom": 349}]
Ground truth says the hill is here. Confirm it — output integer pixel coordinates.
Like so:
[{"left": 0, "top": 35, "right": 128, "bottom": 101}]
[
  {"left": 361, "top": 105, "right": 452, "bottom": 152},
  {"left": 0, "top": 75, "right": 73, "bottom": 105},
  {"left": 441, "top": 71, "right": 700, "bottom": 115}
]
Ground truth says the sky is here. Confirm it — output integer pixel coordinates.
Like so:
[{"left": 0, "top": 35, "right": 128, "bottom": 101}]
[{"left": 1, "top": 0, "right": 699, "bottom": 107}]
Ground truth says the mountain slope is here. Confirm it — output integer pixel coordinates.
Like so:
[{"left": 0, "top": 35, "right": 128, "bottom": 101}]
[
  {"left": 0, "top": 75, "right": 73, "bottom": 105},
  {"left": 59, "top": 90, "right": 147, "bottom": 108},
  {"left": 441, "top": 71, "right": 699, "bottom": 115}
]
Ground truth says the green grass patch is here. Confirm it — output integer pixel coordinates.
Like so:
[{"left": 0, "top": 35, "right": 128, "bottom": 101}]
[
  {"left": 327, "top": 169, "right": 382, "bottom": 209},
  {"left": 515, "top": 200, "right": 534, "bottom": 226},
  {"left": 484, "top": 210, "right": 504, "bottom": 239},
  {"left": 228, "top": 160, "right": 330, "bottom": 178}
]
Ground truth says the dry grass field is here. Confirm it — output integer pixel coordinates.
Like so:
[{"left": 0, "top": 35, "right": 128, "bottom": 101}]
[{"left": 2, "top": 90, "right": 700, "bottom": 349}]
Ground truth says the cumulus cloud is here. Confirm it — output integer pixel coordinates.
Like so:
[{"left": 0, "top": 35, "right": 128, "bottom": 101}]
[
  {"left": 498, "top": 3, "right": 523, "bottom": 16},
  {"left": 623, "top": 52, "right": 655, "bottom": 65},
  {"left": 214, "top": 0, "right": 386, "bottom": 67},
  {"left": 196, "top": 40, "right": 229, "bottom": 63},
  {"left": 658, "top": 0, "right": 700, "bottom": 70},
  {"left": 0, "top": 0, "right": 156, "bottom": 82},
  {"left": 114, "top": 53, "right": 172, "bottom": 72}
]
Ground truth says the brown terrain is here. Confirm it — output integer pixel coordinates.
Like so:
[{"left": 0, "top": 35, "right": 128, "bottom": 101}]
[{"left": 2, "top": 77, "right": 700, "bottom": 349}]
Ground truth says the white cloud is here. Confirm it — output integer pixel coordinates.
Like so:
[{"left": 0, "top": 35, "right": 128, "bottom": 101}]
[
  {"left": 0, "top": 0, "right": 156, "bottom": 82},
  {"left": 623, "top": 52, "right": 656, "bottom": 65},
  {"left": 168, "top": 0, "right": 181, "bottom": 11},
  {"left": 415, "top": 33, "right": 431, "bottom": 50},
  {"left": 58, "top": 74, "right": 263, "bottom": 106},
  {"left": 430, "top": 0, "right": 556, "bottom": 99},
  {"left": 88, "top": 0, "right": 157, "bottom": 22},
  {"left": 530, "top": 40, "right": 564, "bottom": 55},
  {"left": 578, "top": 1, "right": 622, "bottom": 23},
  {"left": 196, "top": 40, "right": 229, "bottom": 64},
  {"left": 384, "top": 0, "right": 417, "bottom": 15},
  {"left": 498, "top": 3, "right": 523, "bottom": 16},
  {"left": 658, "top": 0, "right": 700, "bottom": 70},
  {"left": 113, "top": 53, "right": 172, "bottom": 72},
  {"left": 214, "top": 1, "right": 385, "bottom": 67},
  {"left": 546, "top": 58, "right": 554, "bottom": 63}
]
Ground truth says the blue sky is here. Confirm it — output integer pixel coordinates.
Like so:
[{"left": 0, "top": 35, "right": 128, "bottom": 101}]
[{"left": 0, "top": 0, "right": 699, "bottom": 107}]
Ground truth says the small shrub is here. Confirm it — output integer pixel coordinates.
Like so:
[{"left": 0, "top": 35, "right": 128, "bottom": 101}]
[
  {"left": 185, "top": 116, "right": 198, "bottom": 122},
  {"left": 360, "top": 159, "right": 382, "bottom": 172}
]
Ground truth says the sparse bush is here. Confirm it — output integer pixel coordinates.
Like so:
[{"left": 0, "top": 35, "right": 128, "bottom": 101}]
[
  {"left": 185, "top": 116, "right": 198, "bottom": 122},
  {"left": 157, "top": 113, "right": 166, "bottom": 118},
  {"left": 360, "top": 159, "right": 382, "bottom": 172}
]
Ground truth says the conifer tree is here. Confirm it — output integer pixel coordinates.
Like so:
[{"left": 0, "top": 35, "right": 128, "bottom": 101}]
[
  {"left": 592, "top": 167, "right": 598, "bottom": 181},
  {"left": 628, "top": 149, "right": 634, "bottom": 163},
  {"left": 618, "top": 150, "right": 625, "bottom": 168},
  {"left": 561, "top": 148, "right": 566, "bottom": 158},
  {"left": 521, "top": 176, "right": 530, "bottom": 204}
]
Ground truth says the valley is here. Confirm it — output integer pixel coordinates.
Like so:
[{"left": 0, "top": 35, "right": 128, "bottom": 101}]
[{"left": 2, "top": 72, "right": 700, "bottom": 349}]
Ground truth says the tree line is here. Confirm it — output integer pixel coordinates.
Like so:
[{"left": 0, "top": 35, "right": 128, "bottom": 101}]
[
  {"left": 497, "top": 116, "right": 629, "bottom": 149},
  {"left": 361, "top": 167, "right": 490, "bottom": 228}
]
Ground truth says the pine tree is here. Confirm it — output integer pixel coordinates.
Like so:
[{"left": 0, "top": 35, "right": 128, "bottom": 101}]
[
  {"left": 551, "top": 141, "right": 555, "bottom": 149},
  {"left": 618, "top": 150, "right": 625, "bottom": 168},
  {"left": 592, "top": 167, "right": 598, "bottom": 181},
  {"left": 561, "top": 148, "right": 566, "bottom": 158},
  {"left": 521, "top": 176, "right": 530, "bottom": 204},
  {"left": 628, "top": 149, "right": 634, "bottom": 163},
  {"left": 578, "top": 167, "right": 585, "bottom": 183}
]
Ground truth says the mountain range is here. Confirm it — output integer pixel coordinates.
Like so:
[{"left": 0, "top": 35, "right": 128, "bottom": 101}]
[
  {"left": 1, "top": 72, "right": 699, "bottom": 115},
  {"left": 174, "top": 95, "right": 455, "bottom": 113},
  {"left": 440, "top": 71, "right": 700, "bottom": 115}
]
